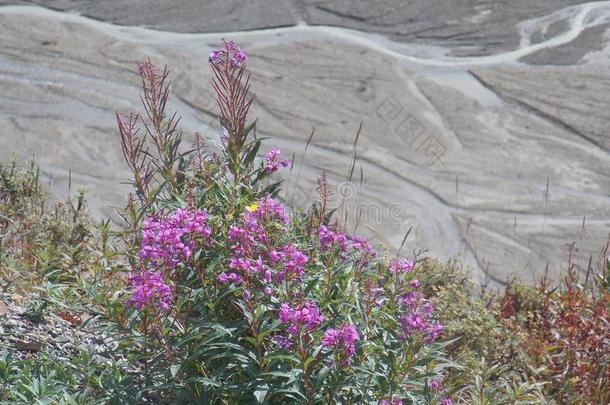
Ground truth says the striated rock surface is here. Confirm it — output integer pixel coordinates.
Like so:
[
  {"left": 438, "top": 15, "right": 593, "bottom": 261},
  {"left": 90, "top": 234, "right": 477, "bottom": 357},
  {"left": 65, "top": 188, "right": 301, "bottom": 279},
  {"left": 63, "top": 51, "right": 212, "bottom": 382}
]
[
  {"left": 0, "top": 3, "right": 609, "bottom": 285},
  {"left": 0, "top": 0, "right": 592, "bottom": 55}
]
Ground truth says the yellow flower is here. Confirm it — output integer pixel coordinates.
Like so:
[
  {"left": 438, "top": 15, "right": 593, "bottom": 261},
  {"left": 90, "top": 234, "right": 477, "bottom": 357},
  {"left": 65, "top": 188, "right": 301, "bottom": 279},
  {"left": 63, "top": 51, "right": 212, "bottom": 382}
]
[{"left": 246, "top": 203, "right": 259, "bottom": 213}]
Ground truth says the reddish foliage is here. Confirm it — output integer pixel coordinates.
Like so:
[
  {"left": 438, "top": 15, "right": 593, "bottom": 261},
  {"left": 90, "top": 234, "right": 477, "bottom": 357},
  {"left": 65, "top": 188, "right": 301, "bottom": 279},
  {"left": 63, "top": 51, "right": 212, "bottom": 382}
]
[
  {"left": 57, "top": 311, "right": 81, "bottom": 326},
  {"left": 500, "top": 242, "right": 610, "bottom": 404},
  {"left": 210, "top": 40, "right": 254, "bottom": 181}
]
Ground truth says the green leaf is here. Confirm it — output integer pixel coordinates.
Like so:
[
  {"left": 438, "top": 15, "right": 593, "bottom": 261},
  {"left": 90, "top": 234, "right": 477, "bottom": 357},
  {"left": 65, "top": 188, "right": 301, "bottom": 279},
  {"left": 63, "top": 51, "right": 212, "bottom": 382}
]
[
  {"left": 189, "top": 377, "right": 222, "bottom": 388},
  {"left": 170, "top": 364, "right": 180, "bottom": 378},
  {"left": 253, "top": 385, "right": 269, "bottom": 403}
]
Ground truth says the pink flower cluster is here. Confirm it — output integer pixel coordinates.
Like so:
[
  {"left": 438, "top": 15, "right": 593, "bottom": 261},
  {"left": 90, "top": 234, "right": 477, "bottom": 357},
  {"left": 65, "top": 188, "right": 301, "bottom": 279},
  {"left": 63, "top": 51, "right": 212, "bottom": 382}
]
[
  {"left": 398, "top": 291, "right": 442, "bottom": 343},
  {"left": 209, "top": 40, "right": 247, "bottom": 68},
  {"left": 322, "top": 324, "right": 359, "bottom": 366},
  {"left": 226, "top": 197, "right": 287, "bottom": 256},
  {"left": 127, "top": 271, "right": 172, "bottom": 311},
  {"left": 350, "top": 236, "right": 377, "bottom": 258},
  {"left": 250, "top": 196, "right": 288, "bottom": 224},
  {"left": 389, "top": 258, "right": 414, "bottom": 274},
  {"left": 264, "top": 148, "right": 289, "bottom": 173},
  {"left": 275, "top": 243, "right": 308, "bottom": 282},
  {"left": 220, "top": 197, "right": 308, "bottom": 291},
  {"left": 430, "top": 377, "right": 443, "bottom": 391},
  {"left": 318, "top": 225, "right": 349, "bottom": 253},
  {"left": 275, "top": 301, "right": 324, "bottom": 348},
  {"left": 139, "top": 209, "right": 211, "bottom": 269},
  {"left": 317, "top": 226, "right": 378, "bottom": 263},
  {"left": 228, "top": 216, "right": 264, "bottom": 257},
  {"left": 129, "top": 208, "right": 211, "bottom": 312}
]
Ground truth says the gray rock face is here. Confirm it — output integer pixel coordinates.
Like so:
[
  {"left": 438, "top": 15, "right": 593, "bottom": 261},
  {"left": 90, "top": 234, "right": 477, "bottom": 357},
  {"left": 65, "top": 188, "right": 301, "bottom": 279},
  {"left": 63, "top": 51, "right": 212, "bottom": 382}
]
[
  {"left": 0, "top": 0, "right": 591, "bottom": 56},
  {"left": 0, "top": 3, "right": 609, "bottom": 285},
  {"left": 300, "top": 0, "right": 592, "bottom": 56},
  {"left": 522, "top": 24, "right": 610, "bottom": 65}
]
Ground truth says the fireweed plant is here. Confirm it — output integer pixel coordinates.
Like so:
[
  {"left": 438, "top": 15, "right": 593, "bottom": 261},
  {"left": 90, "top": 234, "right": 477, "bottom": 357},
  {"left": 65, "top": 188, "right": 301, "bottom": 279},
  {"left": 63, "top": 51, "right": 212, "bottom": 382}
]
[{"left": 114, "top": 40, "right": 454, "bottom": 404}]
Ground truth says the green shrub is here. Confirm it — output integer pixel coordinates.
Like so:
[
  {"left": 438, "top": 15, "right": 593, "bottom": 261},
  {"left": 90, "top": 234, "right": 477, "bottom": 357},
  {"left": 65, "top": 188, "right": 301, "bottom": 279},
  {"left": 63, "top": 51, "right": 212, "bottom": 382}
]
[
  {"left": 107, "top": 41, "right": 454, "bottom": 404},
  {"left": 0, "top": 163, "right": 129, "bottom": 403}
]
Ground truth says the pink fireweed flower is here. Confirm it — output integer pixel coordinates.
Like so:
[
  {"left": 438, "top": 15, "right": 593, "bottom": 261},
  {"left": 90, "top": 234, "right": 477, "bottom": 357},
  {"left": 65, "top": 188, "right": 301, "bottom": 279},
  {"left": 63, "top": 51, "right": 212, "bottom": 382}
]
[
  {"left": 174, "top": 208, "right": 210, "bottom": 235},
  {"left": 209, "top": 49, "right": 220, "bottom": 62},
  {"left": 318, "top": 225, "right": 335, "bottom": 251},
  {"left": 127, "top": 271, "right": 172, "bottom": 311},
  {"left": 228, "top": 217, "right": 264, "bottom": 256},
  {"left": 275, "top": 301, "right": 323, "bottom": 349},
  {"left": 430, "top": 377, "right": 442, "bottom": 391},
  {"left": 322, "top": 324, "right": 359, "bottom": 366},
  {"left": 279, "top": 302, "right": 316, "bottom": 330},
  {"left": 139, "top": 209, "right": 211, "bottom": 269},
  {"left": 409, "top": 279, "right": 421, "bottom": 288},
  {"left": 398, "top": 291, "right": 418, "bottom": 308},
  {"left": 441, "top": 399, "right": 452, "bottom": 405},
  {"left": 278, "top": 304, "right": 291, "bottom": 324},
  {"left": 268, "top": 250, "right": 281, "bottom": 265},
  {"left": 228, "top": 196, "right": 287, "bottom": 256},
  {"left": 272, "top": 335, "right": 293, "bottom": 349},
  {"left": 252, "top": 256, "right": 265, "bottom": 272},
  {"left": 250, "top": 196, "right": 288, "bottom": 225},
  {"left": 389, "top": 258, "right": 414, "bottom": 274},
  {"left": 209, "top": 40, "right": 248, "bottom": 68},
  {"left": 321, "top": 328, "right": 341, "bottom": 347},
  {"left": 221, "top": 196, "right": 295, "bottom": 294},
  {"left": 427, "top": 321, "right": 443, "bottom": 342},
  {"left": 232, "top": 48, "right": 248, "bottom": 67},
  {"left": 398, "top": 291, "right": 442, "bottom": 342},
  {"left": 221, "top": 272, "right": 242, "bottom": 285},
  {"left": 218, "top": 272, "right": 230, "bottom": 284},
  {"left": 278, "top": 301, "right": 324, "bottom": 336},
  {"left": 229, "top": 257, "right": 251, "bottom": 272},
  {"left": 318, "top": 225, "right": 349, "bottom": 253},
  {"left": 350, "top": 236, "right": 376, "bottom": 259},
  {"left": 264, "top": 148, "right": 289, "bottom": 173},
  {"left": 275, "top": 244, "right": 308, "bottom": 282},
  {"left": 265, "top": 148, "right": 280, "bottom": 161},
  {"left": 224, "top": 254, "right": 268, "bottom": 287}
]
